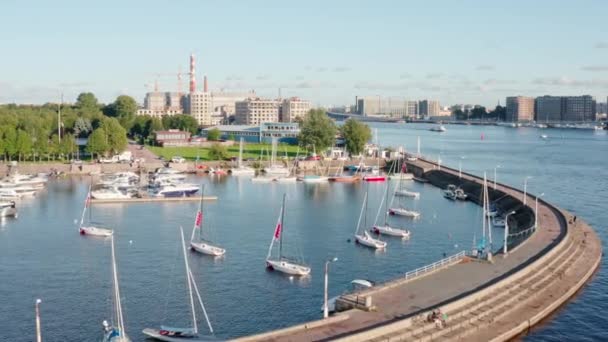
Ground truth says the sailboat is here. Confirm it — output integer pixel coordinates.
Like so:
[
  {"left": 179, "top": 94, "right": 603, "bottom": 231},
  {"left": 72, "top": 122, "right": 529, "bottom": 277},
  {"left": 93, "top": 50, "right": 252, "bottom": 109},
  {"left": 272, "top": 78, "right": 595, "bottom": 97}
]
[
  {"left": 143, "top": 227, "right": 218, "bottom": 341},
  {"left": 394, "top": 161, "right": 419, "bottom": 197},
  {"left": 230, "top": 138, "right": 255, "bottom": 176},
  {"left": 190, "top": 185, "right": 226, "bottom": 257},
  {"left": 388, "top": 178, "right": 421, "bottom": 219},
  {"left": 266, "top": 194, "right": 311, "bottom": 276},
  {"left": 264, "top": 138, "right": 290, "bottom": 176},
  {"left": 102, "top": 235, "right": 131, "bottom": 342},
  {"left": 354, "top": 191, "right": 387, "bottom": 249},
  {"left": 79, "top": 185, "right": 113, "bottom": 237},
  {"left": 275, "top": 148, "right": 299, "bottom": 182},
  {"left": 373, "top": 180, "right": 410, "bottom": 238}
]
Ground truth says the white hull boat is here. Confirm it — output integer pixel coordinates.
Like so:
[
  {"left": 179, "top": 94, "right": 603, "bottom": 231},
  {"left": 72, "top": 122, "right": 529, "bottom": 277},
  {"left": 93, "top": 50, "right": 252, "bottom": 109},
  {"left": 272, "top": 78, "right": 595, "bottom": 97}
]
[
  {"left": 373, "top": 225, "right": 410, "bottom": 238},
  {"left": 301, "top": 176, "right": 329, "bottom": 183},
  {"left": 275, "top": 176, "right": 297, "bottom": 183},
  {"left": 266, "top": 259, "right": 311, "bottom": 276},
  {"left": 251, "top": 176, "right": 275, "bottom": 183},
  {"left": 142, "top": 328, "right": 217, "bottom": 342},
  {"left": 389, "top": 207, "right": 420, "bottom": 218},
  {"left": 395, "top": 189, "right": 419, "bottom": 198},
  {"left": 91, "top": 188, "right": 132, "bottom": 200},
  {"left": 189, "top": 185, "right": 225, "bottom": 257},
  {"left": 264, "top": 166, "right": 290, "bottom": 176},
  {"left": 355, "top": 232, "right": 387, "bottom": 249},
  {"left": 230, "top": 167, "right": 255, "bottom": 176},
  {"left": 0, "top": 201, "right": 17, "bottom": 218},
  {"left": 190, "top": 241, "right": 225, "bottom": 257},
  {"left": 80, "top": 225, "right": 113, "bottom": 237}
]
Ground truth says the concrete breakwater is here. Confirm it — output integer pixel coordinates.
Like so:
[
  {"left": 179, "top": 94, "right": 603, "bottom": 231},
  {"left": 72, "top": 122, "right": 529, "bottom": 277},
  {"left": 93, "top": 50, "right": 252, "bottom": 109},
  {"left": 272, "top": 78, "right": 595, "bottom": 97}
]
[{"left": 230, "top": 158, "right": 601, "bottom": 341}]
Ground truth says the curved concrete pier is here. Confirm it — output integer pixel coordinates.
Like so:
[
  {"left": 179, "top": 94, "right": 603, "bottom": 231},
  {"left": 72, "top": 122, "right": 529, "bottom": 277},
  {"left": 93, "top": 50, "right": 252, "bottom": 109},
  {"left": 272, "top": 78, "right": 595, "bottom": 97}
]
[{"left": 231, "top": 157, "right": 602, "bottom": 342}]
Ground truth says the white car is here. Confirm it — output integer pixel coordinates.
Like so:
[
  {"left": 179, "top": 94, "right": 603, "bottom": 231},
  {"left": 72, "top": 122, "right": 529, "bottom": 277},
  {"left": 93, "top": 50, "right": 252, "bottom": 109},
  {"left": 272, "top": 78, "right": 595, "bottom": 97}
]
[
  {"left": 171, "top": 156, "right": 186, "bottom": 163},
  {"left": 407, "top": 156, "right": 418, "bottom": 161}
]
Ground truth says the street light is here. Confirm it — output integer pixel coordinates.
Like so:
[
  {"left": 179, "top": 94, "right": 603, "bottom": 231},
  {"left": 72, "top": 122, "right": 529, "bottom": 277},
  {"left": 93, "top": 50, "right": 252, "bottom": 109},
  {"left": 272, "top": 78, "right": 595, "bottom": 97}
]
[
  {"left": 523, "top": 176, "right": 532, "bottom": 206},
  {"left": 323, "top": 257, "right": 338, "bottom": 319},
  {"left": 493, "top": 165, "right": 501, "bottom": 190},
  {"left": 535, "top": 193, "right": 545, "bottom": 230},
  {"left": 503, "top": 211, "right": 517, "bottom": 255},
  {"left": 35, "top": 299, "right": 42, "bottom": 342},
  {"left": 458, "top": 156, "right": 465, "bottom": 179}
]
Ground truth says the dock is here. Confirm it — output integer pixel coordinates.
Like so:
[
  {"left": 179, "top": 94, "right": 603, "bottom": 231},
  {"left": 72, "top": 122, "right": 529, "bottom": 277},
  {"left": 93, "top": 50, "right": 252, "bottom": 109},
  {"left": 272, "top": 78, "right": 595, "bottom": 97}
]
[
  {"left": 91, "top": 196, "right": 217, "bottom": 204},
  {"left": 231, "top": 156, "right": 601, "bottom": 342}
]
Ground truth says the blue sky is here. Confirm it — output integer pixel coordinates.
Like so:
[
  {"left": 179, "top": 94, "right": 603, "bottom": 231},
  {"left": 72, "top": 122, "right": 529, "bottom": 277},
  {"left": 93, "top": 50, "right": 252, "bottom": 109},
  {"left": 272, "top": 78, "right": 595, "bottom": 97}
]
[{"left": 1, "top": 0, "right": 608, "bottom": 107}]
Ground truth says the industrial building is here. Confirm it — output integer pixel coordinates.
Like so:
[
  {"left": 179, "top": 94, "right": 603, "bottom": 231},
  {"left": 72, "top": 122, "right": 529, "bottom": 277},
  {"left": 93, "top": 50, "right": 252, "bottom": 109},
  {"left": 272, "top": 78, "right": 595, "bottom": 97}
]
[{"left": 201, "top": 122, "right": 299, "bottom": 144}]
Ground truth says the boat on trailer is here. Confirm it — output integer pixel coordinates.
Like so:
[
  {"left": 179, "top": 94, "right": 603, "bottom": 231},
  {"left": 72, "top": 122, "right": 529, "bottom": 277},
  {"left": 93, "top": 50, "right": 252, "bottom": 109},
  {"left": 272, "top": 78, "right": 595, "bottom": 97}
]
[
  {"left": 190, "top": 185, "right": 225, "bottom": 257},
  {"left": 266, "top": 194, "right": 311, "bottom": 276}
]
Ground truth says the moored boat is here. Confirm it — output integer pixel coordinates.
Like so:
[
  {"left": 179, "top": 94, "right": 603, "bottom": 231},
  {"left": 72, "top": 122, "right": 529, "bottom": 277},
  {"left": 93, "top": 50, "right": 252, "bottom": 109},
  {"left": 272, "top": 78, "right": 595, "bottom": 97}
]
[
  {"left": 190, "top": 185, "right": 225, "bottom": 257},
  {"left": 79, "top": 186, "right": 113, "bottom": 237},
  {"left": 354, "top": 191, "right": 387, "bottom": 249},
  {"left": 389, "top": 207, "right": 421, "bottom": 218},
  {"left": 395, "top": 189, "right": 420, "bottom": 198},
  {"left": 0, "top": 201, "right": 18, "bottom": 218},
  {"left": 154, "top": 184, "right": 199, "bottom": 198}
]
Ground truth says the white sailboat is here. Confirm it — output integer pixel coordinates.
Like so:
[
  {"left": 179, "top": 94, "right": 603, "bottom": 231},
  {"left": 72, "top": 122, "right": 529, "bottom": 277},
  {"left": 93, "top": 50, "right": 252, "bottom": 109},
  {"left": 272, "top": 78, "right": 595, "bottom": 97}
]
[
  {"left": 143, "top": 227, "right": 217, "bottom": 341},
  {"left": 190, "top": 185, "right": 225, "bottom": 257},
  {"left": 354, "top": 192, "right": 387, "bottom": 249},
  {"left": 102, "top": 235, "right": 131, "bottom": 342},
  {"left": 79, "top": 185, "right": 112, "bottom": 237},
  {"left": 266, "top": 194, "right": 311, "bottom": 276},
  {"left": 230, "top": 138, "right": 255, "bottom": 176},
  {"left": 264, "top": 138, "right": 290, "bottom": 176},
  {"left": 373, "top": 181, "right": 410, "bottom": 238}
]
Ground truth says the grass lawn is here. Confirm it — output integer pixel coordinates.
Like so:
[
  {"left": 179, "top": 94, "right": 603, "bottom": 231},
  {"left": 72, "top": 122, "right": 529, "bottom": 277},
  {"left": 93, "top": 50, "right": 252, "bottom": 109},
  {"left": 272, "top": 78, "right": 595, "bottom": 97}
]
[{"left": 147, "top": 143, "right": 304, "bottom": 161}]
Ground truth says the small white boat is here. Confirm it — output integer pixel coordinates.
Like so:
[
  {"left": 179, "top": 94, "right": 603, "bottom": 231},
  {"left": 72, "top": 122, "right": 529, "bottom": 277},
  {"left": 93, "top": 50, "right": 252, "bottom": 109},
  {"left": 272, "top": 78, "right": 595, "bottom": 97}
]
[
  {"left": 251, "top": 176, "right": 275, "bottom": 183},
  {"left": 264, "top": 165, "right": 290, "bottom": 176},
  {"left": 153, "top": 173, "right": 187, "bottom": 182},
  {"left": 79, "top": 186, "right": 113, "bottom": 237},
  {"left": 0, "top": 201, "right": 17, "bottom": 218},
  {"left": 0, "top": 189, "right": 19, "bottom": 200},
  {"left": 230, "top": 138, "right": 256, "bottom": 176},
  {"left": 300, "top": 175, "right": 329, "bottom": 183},
  {"left": 266, "top": 194, "right": 311, "bottom": 276},
  {"left": 154, "top": 184, "right": 199, "bottom": 198},
  {"left": 102, "top": 235, "right": 131, "bottom": 342},
  {"left": 390, "top": 173, "right": 414, "bottom": 180},
  {"left": 190, "top": 185, "right": 225, "bottom": 257},
  {"left": 443, "top": 189, "right": 457, "bottom": 200},
  {"left": 540, "top": 134, "right": 548, "bottom": 139},
  {"left": 143, "top": 227, "right": 218, "bottom": 341},
  {"left": 395, "top": 189, "right": 419, "bottom": 198},
  {"left": 455, "top": 188, "right": 468, "bottom": 200},
  {"left": 389, "top": 207, "right": 420, "bottom": 218},
  {"left": 275, "top": 176, "right": 297, "bottom": 183},
  {"left": 355, "top": 231, "right": 387, "bottom": 249},
  {"left": 372, "top": 225, "right": 410, "bottom": 238},
  {"left": 91, "top": 187, "right": 132, "bottom": 200},
  {"left": 430, "top": 125, "right": 446, "bottom": 132}
]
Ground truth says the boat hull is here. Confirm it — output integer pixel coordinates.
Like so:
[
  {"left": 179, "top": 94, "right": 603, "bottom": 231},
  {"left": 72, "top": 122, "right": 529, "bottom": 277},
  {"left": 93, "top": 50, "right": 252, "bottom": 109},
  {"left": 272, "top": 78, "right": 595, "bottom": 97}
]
[
  {"left": 230, "top": 167, "right": 255, "bottom": 175},
  {"left": 301, "top": 176, "right": 329, "bottom": 183},
  {"left": 190, "top": 242, "right": 225, "bottom": 256},
  {"left": 266, "top": 259, "right": 311, "bottom": 276},
  {"left": 363, "top": 176, "right": 386, "bottom": 182},
  {"left": 80, "top": 226, "right": 113, "bottom": 237},
  {"left": 142, "top": 328, "right": 219, "bottom": 342},
  {"left": 395, "top": 190, "right": 420, "bottom": 198},
  {"left": 354, "top": 234, "right": 387, "bottom": 249},
  {"left": 251, "top": 177, "right": 275, "bottom": 183},
  {"left": 389, "top": 208, "right": 420, "bottom": 218},
  {"left": 372, "top": 225, "right": 411, "bottom": 238},
  {"left": 329, "top": 176, "right": 360, "bottom": 182},
  {"left": 0, "top": 207, "right": 17, "bottom": 218},
  {"left": 275, "top": 176, "right": 297, "bottom": 183}
]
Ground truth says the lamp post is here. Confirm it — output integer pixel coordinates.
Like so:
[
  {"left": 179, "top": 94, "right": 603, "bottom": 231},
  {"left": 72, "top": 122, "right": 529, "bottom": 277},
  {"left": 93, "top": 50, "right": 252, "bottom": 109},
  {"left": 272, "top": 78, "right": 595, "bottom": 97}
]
[
  {"left": 523, "top": 176, "right": 532, "bottom": 206},
  {"left": 503, "top": 211, "right": 516, "bottom": 255},
  {"left": 35, "top": 299, "right": 42, "bottom": 342},
  {"left": 493, "top": 165, "right": 501, "bottom": 190},
  {"left": 323, "top": 257, "right": 338, "bottom": 319},
  {"left": 458, "top": 156, "right": 465, "bottom": 179},
  {"left": 535, "top": 193, "right": 544, "bottom": 230}
]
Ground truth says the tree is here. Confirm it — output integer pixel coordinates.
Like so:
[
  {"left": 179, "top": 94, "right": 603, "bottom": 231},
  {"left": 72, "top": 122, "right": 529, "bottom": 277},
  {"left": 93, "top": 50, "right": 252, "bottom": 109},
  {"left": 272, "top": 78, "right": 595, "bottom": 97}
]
[
  {"left": 471, "top": 106, "right": 487, "bottom": 120},
  {"left": 59, "top": 133, "right": 78, "bottom": 159},
  {"left": 208, "top": 143, "right": 229, "bottom": 160},
  {"left": 207, "top": 128, "right": 221, "bottom": 141},
  {"left": 76, "top": 92, "right": 99, "bottom": 109},
  {"left": 297, "top": 109, "right": 336, "bottom": 153},
  {"left": 100, "top": 117, "right": 128, "bottom": 154},
  {"left": 73, "top": 117, "right": 93, "bottom": 137},
  {"left": 33, "top": 130, "right": 49, "bottom": 161},
  {"left": 87, "top": 128, "right": 108, "bottom": 159},
  {"left": 15, "top": 130, "right": 32, "bottom": 161},
  {"left": 340, "top": 119, "right": 372, "bottom": 156},
  {"left": 3, "top": 128, "right": 17, "bottom": 160},
  {"left": 110, "top": 95, "right": 138, "bottom": 130},
  {"left": 489, "top": 105, "right": 507, "bottom": 121}
]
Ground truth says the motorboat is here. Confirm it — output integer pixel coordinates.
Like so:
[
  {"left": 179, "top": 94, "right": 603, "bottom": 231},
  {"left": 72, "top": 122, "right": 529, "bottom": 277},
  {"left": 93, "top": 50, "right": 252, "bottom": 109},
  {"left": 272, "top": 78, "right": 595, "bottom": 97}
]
[
  {"left": 540, "top": 134, "right": 548, "bottom": 139},
  {"left": 154, "top": 184, "right": 199, "bottom": 198},
  {"left": 230, "top": 167, "right": 255, "bottom": 176},
  {"left": 0, "top": 189, "right": 20, "bottom": 200},
  {"left": 395, "top": 189, "right": 420, "bottom": 198},
  {"left": 430, "top": 125, "right": 446, "bottom": 132},
  {"left": 300, "top": 175, "right": 329, "bottom": 183},
  {"left": 355, "top": 231, "right": 387, "bottom": 249},
  {"left": 91, "top": 187, "right": 132, "bottom": 200},
  {"left": 372, "top": 225, "right": 411, "bottom": 238},
  {"left": 443, "top": 189, "right": 457, "bottom": 200},
  {"left": 0, "top": 201, "right": 17, "bottom": 218},
  {"left": 0, "top": 173, "right": 47, "bottom": 188},
  {"left": 389, "top": 207, "right": 421, "bottom": 218},
  {"left": 153, "top": 173, "right": 187, "bottom": 182},
  {"left": 455, "top": 188, "right": 468, "bottom": 200}
]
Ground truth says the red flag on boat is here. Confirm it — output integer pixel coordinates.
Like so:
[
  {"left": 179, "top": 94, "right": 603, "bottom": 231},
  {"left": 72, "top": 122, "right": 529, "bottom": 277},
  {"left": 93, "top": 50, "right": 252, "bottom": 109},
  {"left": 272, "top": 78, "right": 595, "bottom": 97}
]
[
  {"left": 273, "top": 222, "right": 282, "bottom": 240},
  {"left": 401, "top": 163, "right": 407, "bottom": 173},
  {"left": 195, "top": 210, "right": 203, "bottom": 227}
]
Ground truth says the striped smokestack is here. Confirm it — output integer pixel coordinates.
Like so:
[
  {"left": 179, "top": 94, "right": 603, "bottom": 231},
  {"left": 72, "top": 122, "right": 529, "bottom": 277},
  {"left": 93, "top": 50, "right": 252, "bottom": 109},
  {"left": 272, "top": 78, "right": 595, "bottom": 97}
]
[
  {"left": 204, "top": 75, "right": 208, "bottom": 92},
  {"left": 189, "top": 53, "right": 196, "bottom": 93}
]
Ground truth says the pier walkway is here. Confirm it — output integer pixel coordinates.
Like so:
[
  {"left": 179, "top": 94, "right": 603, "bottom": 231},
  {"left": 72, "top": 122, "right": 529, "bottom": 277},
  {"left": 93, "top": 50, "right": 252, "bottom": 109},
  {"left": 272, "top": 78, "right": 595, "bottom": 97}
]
[{"left": 232, "top": 158, "right": 601, "bottom": 342}]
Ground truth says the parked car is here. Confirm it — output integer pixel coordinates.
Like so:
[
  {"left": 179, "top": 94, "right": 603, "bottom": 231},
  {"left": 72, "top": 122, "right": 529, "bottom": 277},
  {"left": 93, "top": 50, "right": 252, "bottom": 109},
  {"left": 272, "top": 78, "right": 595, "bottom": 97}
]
[{"left": 171, "top": 156, "right": 186, "bottom": 163}]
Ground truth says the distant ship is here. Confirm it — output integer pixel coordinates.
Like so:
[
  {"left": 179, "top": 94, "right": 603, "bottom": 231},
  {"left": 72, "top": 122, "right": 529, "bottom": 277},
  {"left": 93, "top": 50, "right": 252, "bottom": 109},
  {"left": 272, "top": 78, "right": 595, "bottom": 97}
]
[{"left": 429, "top": 125, "right": 446, "bottom": 132}]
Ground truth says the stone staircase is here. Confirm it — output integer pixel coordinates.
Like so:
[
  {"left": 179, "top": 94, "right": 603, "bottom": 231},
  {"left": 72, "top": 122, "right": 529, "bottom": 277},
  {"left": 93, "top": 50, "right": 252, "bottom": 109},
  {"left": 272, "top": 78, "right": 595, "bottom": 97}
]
[{"left": 364, "top": 229, "right": 584, "bottom": 342}]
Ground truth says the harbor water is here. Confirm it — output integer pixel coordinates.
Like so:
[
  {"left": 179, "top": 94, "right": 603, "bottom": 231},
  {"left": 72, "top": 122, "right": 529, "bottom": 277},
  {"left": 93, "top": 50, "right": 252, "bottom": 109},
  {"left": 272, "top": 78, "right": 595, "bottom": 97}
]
[{"left": 0, "top": 123, "right": 606, "bottom": 341}]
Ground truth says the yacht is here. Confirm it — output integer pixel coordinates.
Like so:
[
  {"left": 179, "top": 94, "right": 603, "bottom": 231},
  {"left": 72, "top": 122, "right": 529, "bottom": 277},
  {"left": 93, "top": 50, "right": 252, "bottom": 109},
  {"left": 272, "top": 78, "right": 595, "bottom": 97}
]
[
  {"left": 429, "top": 125, "right": 447, "bottom": 132},
  {"left": 0, "top": 173, "right": 48, "bottom": 188},
  {"left": 91, "top": 187, "right": 132, "bottom": 200},
  {"left": 154, "top": 184, "right": 199, "bottom": 197},
  {"left": 0, "top": 201, "right": 18, "bottom": 218}
]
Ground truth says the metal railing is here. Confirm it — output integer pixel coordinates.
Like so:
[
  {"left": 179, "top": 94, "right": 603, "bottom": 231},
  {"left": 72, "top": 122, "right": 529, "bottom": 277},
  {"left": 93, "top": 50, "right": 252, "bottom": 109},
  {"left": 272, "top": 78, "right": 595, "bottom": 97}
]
[{"left": 403, "top": 251, "right": 466, "bottom": 281}]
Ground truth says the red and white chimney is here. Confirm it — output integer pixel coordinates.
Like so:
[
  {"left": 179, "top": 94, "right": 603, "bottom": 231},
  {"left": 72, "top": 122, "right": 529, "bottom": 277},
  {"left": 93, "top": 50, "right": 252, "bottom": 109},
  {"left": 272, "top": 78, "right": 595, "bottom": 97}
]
[
  {"left": 189, "top": 53, "right": 196, "bottom": 93},
  {"left": 203, "top": 75, "right": 208, "bottom": 92}
]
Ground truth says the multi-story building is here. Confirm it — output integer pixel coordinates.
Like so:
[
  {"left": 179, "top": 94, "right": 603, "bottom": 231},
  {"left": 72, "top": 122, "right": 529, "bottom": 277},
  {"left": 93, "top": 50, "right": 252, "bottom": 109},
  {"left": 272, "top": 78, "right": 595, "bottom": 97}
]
[
  {"left": 137, "top": 91, "right": 185, "bottom": 118},
  {"left": 280, "top": 97, "right": 311, "bottom": 122},
  {"left": 505, "top": 96, "right": 535, "bottom": 122},
  {"left": 234, "top": 98, "right": 280, "bottom": 125},
  {"left": 210, "top": 91, "right": 257, "bottom": 123},
  {"left": 597, "top": 102, "right": 607, "bottom": 115},
  {"left": 406, "top": 101, "right": 418, "bottom": 118},
  {"left": 418, "top": 100, "right": 440, "bottom": 118},
  {"left": 535, "top": 95, "right": 596, "bottom": 122},
  {"left": 356, "top": 96, "right": 411, "bottom": 117},
  {"left": 187, "top": 92, "right": 214, "bottom": 126}
]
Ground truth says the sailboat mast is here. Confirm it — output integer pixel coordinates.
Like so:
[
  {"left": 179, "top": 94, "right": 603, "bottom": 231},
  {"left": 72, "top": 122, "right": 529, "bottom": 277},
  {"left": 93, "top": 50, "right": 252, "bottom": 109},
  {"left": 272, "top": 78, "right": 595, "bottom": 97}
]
[
  {"left": 384, "top": 179, "right": 390, "bottom": 225},
  {"left": 482, "top": 173, "right": 487, "bottom": 240},
  {"left": 190, "top": 184, "right": 204, "bottom": 242},
  {"left": 111, "top": 235, "right": 126, "bottom": 335},
  {"left": 355, "top": 192, "right": 368, "bottom": 235},
  {"left": 238, "top": 138, "right": 243, "bottom": 169},
  {"left": 79, "top": 185, "right": 91, "bottom": 228},
  {"left": 364, "top": 184, "right": 369, "bottom": 228},
  {"left": 279, "top": 194, "right": 286, "bottom": 259},
  {"left": 180, "top": 227, "right": 198, "bottom": 335}
]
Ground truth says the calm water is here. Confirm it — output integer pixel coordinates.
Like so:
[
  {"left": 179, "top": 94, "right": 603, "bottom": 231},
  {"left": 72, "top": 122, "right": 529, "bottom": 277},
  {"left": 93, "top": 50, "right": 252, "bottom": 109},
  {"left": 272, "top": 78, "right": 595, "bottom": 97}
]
[{"left": 0, "top": 124, "right": 606, "bottom": 341}]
